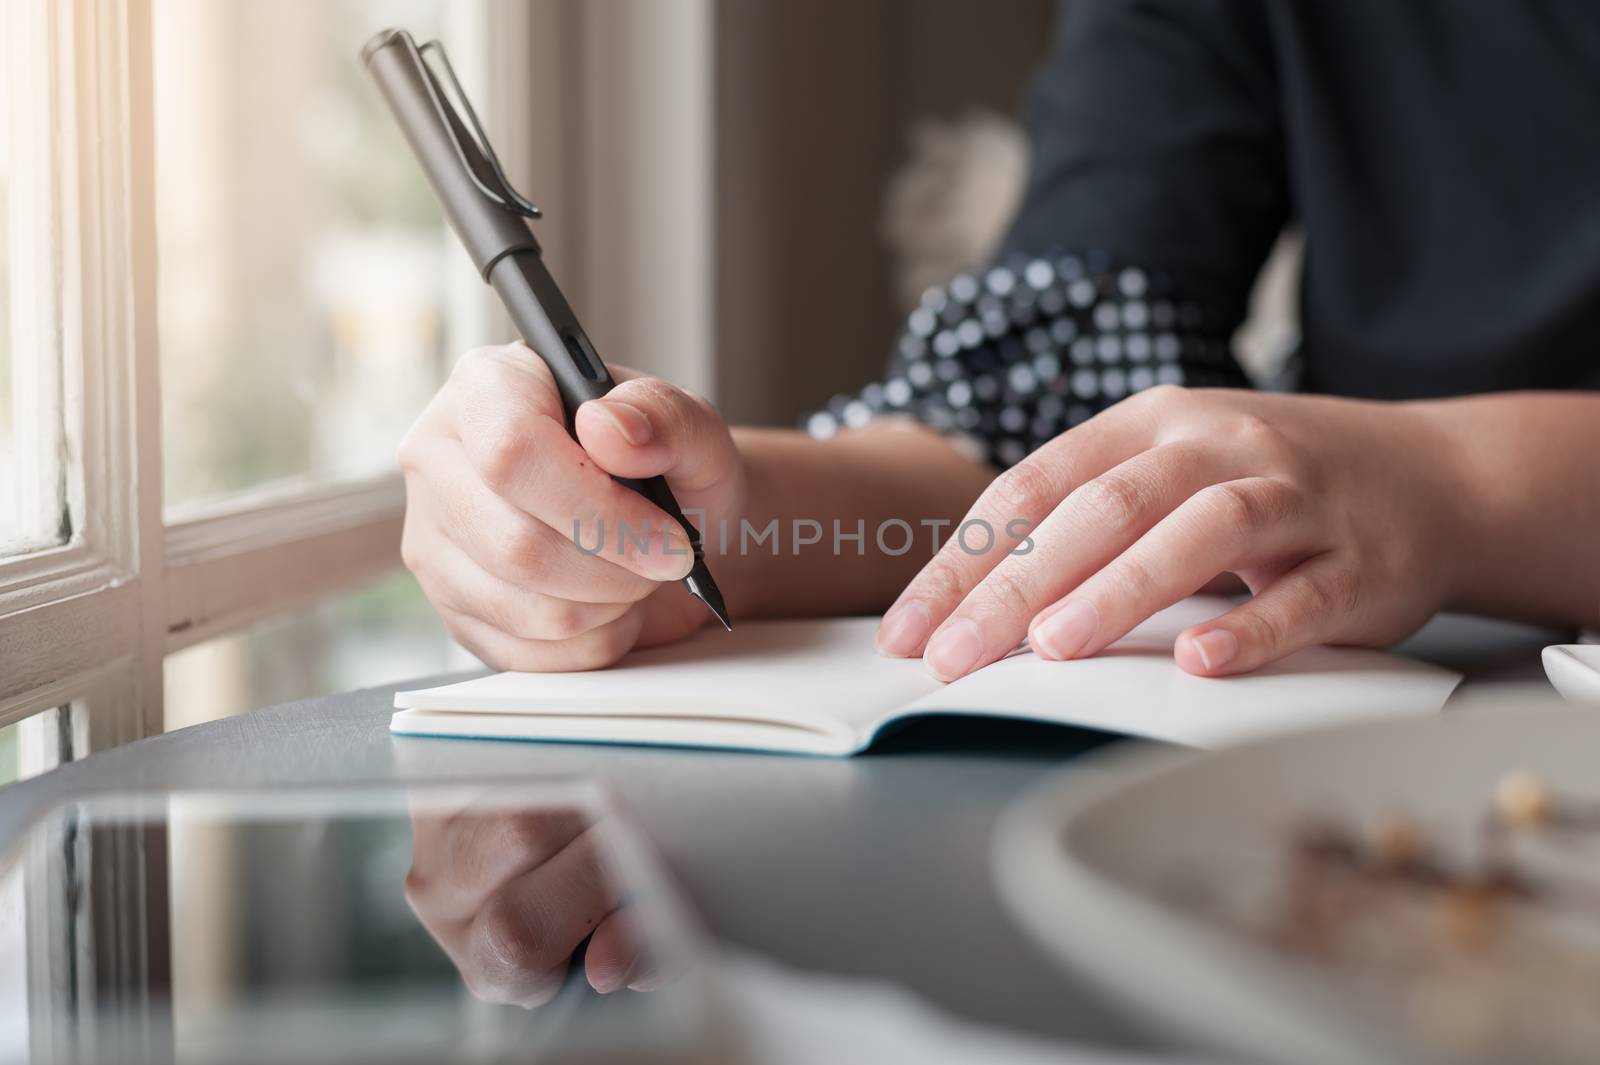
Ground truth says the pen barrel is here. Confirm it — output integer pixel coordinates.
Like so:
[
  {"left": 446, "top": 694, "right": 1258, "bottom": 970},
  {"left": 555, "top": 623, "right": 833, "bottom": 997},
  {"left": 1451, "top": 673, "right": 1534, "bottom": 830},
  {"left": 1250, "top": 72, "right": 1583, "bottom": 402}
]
[
  {"left": 491, "top": 253, "right": 707, "bottom": 559},
  {"left": 488, "top": 252, "right": 616, "bottom": 410}
]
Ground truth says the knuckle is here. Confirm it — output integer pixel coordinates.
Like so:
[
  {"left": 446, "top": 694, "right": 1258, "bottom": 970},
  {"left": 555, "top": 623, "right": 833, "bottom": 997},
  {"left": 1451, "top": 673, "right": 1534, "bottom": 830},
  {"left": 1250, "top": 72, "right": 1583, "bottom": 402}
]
[
  {"left": 566, "top": 623, "right": 635, "bottom": 672},
  {"left": 1138, "top": 384, "right": 1193, "bottom": 442},
  {"left": 456, "top": 345, "right": 559, "bottom": 412},
  {"left": 1200, "top": 481, "right": 1265, "bottom": 539},
  {"left": 685, "top": 389, "right": 718, "bottom": 421},
  {"left": 979, "top": 565, "right": 1036, "bottom": 623},
  {"left": 490, "top": 601, "right": 543, "bottom": 643},
  {"left": 1329, "top": 566, "right": 1363, "bottom": 615},
  {"left": 914, "top": 555, "right": 974, "bottom": 609},
  {"left": 472, "top": 899, "right": 561, "bottom": 980},
  {"left": 451, "top": 345, "right": 499, "bottom": 379},
  {"left": 670, "top": 387, "right": 718, "bottom": 440},
  {"left": 473, "top": 426, "right": 535, "bottom": 494},
  {"left": 617, "top": 376, "right": 680, "bottom": 412},
  {"left": 1138, "top": 383, "right": 1187, "bottom": 409},
  {"left": 1244, "top": 604, "right": 1291, "bottom": 653},
  {"left": 453, "top": 345, "right": 525, "bottom": 393},
  {"left": 402, "top": 869, "right": 430, "bottom": 909},
  {"left": 987, "top": 460, "right": 1062, "bottom": 519},
  {"left": 1228, "top": 413, "right": 1285, "bottom": 453},
  {"left": 396, "top": 424, "right": 427, "bottom": 473},
  {"left": 1310, "top": 565, "right": 1362, "bottom": 617},
  {"left": 492, "top": 810, "right": 572, "bottom": 862},
  {"left": 530, "top": 598, "right": 592, "bottom": 642},
  {"left": 495, "top": 521, "right": 551, "bottom": 584},
  {"left": 1073, "top": 473, "right": 1146, "bottom": 533},
  {"left": 1108, "top": 554, "right": 1157, "bottom": 601},
  {"left": 399, "top": 526, "right": 427, "bottom": 578},
  {"left": 615, "top": 377, "right": 703, "bottom": 440},
  {"left": 1199, "top": 480, "right": 1296, "bottom": 541},
  {"left": 660, "top": 395, "right": 700, "bottom": 442}
]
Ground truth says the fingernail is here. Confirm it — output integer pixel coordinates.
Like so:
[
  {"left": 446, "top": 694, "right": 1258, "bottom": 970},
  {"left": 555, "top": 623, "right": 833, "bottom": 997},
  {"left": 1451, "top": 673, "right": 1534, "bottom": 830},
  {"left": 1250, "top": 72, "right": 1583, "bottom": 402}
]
[
  {"left": 1189, "top": 629, "right": 1238, "bottom": 672},
  {"left": 877, "top": 602, "right": 931, "bottom": 656},
  {"left": 1032, "top": 599, "right": 1098, "bottom": 660},
  {"left": 924, "top": 618, "right": 983, "bottom": 680},
  {"left": 593, "top": 400, "right": 653, "bottom": 447}
]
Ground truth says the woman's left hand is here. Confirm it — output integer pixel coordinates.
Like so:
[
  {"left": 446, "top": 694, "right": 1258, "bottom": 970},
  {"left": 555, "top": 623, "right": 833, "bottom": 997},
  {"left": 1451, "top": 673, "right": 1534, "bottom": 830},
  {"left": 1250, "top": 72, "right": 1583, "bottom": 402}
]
[{"left": 875, "top": 385, "right": 1467, "bottom": 679}]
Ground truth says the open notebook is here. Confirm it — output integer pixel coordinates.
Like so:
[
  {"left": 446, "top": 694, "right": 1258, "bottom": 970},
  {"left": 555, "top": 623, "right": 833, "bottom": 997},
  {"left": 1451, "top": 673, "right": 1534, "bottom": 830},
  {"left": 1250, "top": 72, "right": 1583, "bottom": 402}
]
[{"left": 392, "top": 597, "right": 1463, "bottom": 754}]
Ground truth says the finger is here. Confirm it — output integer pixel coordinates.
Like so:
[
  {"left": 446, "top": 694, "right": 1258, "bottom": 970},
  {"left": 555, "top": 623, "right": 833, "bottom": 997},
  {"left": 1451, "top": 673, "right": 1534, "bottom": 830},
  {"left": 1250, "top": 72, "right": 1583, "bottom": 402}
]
[
  {"left": 464, "top": 828, "right": 623, "bottom": 1007},
  {"left": 1030, "top": 477, "right": 1310, "bottom": 660},
  {"left": 574, "top": 376, "right": 740, "bottom": 496},
  {"left": 404, "top": 444, "right": 669, "bottom": 599},
  {"left": 585, "top": 909, "right": 652, "bottom": 994},
  {"left": 876, "top": 394, "right": 1163, "bottom": 659},
  {"left": 919, "top": 441, "right": 1249, "bottom": 681},
  {"left": 447, "top": 345, "right": 696, "bottom": 580},
  {"left": 441, "top": 603, "right": 645, "bottom": 673},
  {"left": 409, "top": 525, "right": 634, "bottom": 643},
  {"left": 1174, "top": 553, "right": 1364, "bottom": 676}
]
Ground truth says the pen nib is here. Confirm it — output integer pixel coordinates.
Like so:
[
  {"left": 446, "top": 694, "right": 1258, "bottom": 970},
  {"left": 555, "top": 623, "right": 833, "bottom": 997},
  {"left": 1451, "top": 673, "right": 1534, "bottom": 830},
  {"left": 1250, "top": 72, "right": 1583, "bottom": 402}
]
[{"left": 684, "top": 568, "right": 732, "bottom": 632}]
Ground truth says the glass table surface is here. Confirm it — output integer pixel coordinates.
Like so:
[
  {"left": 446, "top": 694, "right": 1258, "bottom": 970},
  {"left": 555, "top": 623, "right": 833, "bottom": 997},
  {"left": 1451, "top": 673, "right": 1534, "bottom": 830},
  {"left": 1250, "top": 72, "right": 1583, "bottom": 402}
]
[{"left": 0, "top": 783, "right": 734, "bottom": 1065}]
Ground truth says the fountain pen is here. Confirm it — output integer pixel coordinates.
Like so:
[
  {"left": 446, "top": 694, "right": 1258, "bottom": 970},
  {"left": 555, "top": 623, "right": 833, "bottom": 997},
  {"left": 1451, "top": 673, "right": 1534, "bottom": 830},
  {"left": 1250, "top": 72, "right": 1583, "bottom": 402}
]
[{"left": 362, "top": 28, "right": 731, "bottom": 630}]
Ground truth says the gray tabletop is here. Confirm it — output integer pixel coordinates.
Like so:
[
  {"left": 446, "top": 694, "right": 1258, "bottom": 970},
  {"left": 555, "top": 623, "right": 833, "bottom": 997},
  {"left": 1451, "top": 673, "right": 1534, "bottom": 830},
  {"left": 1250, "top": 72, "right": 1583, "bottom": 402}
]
[{"left": 0, "top": 612, "right": 1563, "bottom": 1050}]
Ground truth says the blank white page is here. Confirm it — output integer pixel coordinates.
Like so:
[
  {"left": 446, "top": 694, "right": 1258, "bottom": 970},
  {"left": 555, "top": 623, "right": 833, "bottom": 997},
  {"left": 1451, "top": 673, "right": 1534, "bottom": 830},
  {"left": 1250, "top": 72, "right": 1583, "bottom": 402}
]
[
  {"left": 395, "top": 617, "right": 941, "bottom": 746},
  {"left": 898, "top": 598, "right": 1462, "bottom": 748}
]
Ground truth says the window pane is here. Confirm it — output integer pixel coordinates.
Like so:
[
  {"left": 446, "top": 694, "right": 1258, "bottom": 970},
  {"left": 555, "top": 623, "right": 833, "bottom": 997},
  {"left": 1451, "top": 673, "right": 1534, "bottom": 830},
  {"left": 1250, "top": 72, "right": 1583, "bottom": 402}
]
[
  {"left": 0, "top": 705, "right": 75, "bottom": 1060},
  {"left": 0, "top": 34, "right": 11, "bottom": 552},
  {"left": 155, "top": 0, "right": 472, "bottom": 509},
  {"left": 0, "top": 705, "right": 72, "bottom": 789},
  {"left": 0, "top": 0, "right": 69, "bottom": 557},
  {"left": 0, "top": 721, "right": 13, "bottom": 787},
  {"left": 0, "top": 839, "right": 21, "bottom": 1062},
  {"left": 164, "top": 569, "right": 474, "bottom": 731}
]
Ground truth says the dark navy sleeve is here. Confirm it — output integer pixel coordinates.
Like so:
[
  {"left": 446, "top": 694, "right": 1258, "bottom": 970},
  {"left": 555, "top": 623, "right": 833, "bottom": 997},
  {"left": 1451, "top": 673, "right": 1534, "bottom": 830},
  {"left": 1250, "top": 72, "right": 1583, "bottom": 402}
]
[{"left": 808, "top": 0, "right": 1285, "bottom": 469}]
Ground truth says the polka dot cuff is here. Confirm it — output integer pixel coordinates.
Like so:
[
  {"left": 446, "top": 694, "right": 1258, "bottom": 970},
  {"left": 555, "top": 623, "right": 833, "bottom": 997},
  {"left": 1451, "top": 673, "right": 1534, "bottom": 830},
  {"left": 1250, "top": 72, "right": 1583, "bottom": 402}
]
[{"left": 804, "top": 251, "right": 1249, "bottom": 468}]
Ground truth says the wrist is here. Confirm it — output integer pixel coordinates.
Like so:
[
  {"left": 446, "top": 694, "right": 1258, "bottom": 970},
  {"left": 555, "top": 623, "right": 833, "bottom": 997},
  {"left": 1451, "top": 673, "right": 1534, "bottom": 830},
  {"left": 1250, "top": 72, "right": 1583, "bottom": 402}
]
[
  {"left": 711, "top": 423, "right": 991, "bottom": 620},
  {"left": 1404, "top": 398, "right": 1503, "bottom": 615},
  {"left": 708, "top": 429, "right": 788, "bottom": 618}
]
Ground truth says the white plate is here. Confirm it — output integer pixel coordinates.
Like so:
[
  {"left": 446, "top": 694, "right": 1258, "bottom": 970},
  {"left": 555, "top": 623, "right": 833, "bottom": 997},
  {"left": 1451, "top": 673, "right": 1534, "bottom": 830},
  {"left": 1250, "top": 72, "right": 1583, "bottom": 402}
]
[
  {"left": 993, "top": 705, "right": 1598, "bottom": 1065},
  {"left": 1543, "top": 644, "right": 1600, "bottom": 704}
]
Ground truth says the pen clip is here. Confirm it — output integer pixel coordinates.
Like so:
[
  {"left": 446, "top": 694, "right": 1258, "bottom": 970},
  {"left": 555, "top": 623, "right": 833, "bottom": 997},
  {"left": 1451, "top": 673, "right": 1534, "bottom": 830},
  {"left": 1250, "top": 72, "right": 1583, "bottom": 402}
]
[{"left": 409, "top": 35, "right": 542, "bottom": 219}]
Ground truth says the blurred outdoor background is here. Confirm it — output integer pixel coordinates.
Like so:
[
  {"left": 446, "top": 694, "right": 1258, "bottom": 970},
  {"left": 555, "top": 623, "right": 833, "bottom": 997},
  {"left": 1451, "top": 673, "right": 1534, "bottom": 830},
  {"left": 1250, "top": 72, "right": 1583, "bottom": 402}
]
[
  {"left": 149, "top": 0, "right": 1060, "bottom": 735},
  {"left": 0, "top": 0, "right": 1302, "bottom": 774},
  {"left": 8, "top": 0, "right": 1314, "bottom": 763},
  {"left": 151, "top": 0, "right": 472, "bottom": 731}
]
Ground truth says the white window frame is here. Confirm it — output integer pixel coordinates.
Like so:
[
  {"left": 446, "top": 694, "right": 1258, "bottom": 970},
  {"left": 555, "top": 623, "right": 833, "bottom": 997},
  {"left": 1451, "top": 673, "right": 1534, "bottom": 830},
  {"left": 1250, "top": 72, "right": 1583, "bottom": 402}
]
[{"left": 0, "top": 0, "right": 540, "bottom": 755}]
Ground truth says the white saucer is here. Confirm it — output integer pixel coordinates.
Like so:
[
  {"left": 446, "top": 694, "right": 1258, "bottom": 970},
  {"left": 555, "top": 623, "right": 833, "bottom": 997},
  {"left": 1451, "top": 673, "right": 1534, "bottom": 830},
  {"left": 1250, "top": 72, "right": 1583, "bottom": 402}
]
[
  {"left": 1543, "top": 644, "right": 1600, "bottom": 704},
  {"left": 993, "top": 705, "right": 1594, "bottom": 1065}
]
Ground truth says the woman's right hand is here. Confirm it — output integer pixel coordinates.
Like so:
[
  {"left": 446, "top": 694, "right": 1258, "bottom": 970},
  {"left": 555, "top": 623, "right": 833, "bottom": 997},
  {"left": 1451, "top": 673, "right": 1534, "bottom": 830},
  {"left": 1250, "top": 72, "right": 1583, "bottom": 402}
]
[{"left": 398, "top": 342, "right": 746, "bottom": 672}]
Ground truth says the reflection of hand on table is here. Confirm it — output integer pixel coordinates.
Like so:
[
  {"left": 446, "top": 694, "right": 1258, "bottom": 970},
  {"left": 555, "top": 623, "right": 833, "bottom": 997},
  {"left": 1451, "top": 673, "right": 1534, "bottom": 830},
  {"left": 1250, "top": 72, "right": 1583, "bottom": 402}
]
[{"left": 405, "top": 798, "right": 657, "bottom": 1006}]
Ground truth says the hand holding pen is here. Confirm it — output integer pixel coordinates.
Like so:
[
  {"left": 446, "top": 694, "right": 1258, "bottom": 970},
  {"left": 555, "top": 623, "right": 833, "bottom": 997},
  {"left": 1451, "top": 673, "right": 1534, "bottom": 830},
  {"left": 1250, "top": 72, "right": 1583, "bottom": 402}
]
[
  {"left": 397, "top": 345, "right": 748, "bottom": 671},
  {"left": 365, "top": 30, "right": 731, "bottom": 654}
]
